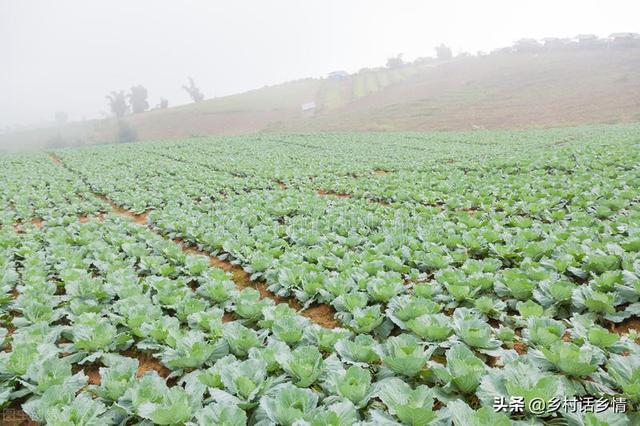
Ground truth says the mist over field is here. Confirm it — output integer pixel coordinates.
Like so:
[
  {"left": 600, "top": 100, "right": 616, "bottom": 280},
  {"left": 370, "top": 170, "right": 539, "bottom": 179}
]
[{"left": 2, "top": 0, "right": 639, "bottom": 151}]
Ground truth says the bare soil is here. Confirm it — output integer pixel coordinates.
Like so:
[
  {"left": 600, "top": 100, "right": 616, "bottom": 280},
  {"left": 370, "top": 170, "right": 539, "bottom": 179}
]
[
  {"left": 180, "top": 237, "right": 340, "bottom": 327},
  {"left": 48, "top": 152, "right": 62, "bottom": 165},
  {"left": 95, "top": 195, "right": 149, "bottom": 225},
  {"left": 0, "top": 406, "right": 38, "bottom": 426},
  {"left": 72, "top": 363, "right": 102, "bottom": 385},
  {"left": 304, "top": 303, "right": 340, "bottom": 329},
  {"left": 513, "top": 341, "right": 528, "bottom": 355},
  {"left": 122, "top": 349, "right": 171, "bottom": 378},
  {"left": 612, "top": 317, "right": 640, "bottom": 342},
  {"left": 317, "top": 189, "right": 352, "bottom": 198}
]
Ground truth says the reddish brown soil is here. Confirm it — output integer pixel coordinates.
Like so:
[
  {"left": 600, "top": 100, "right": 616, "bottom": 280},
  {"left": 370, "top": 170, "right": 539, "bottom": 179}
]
[
  {"left": 0, "top": 406, "right": 38, "bottom": 426},
  {"left": 222, "top": 312, "right": 235, "bottom": 323},
  {"left": 304, "top": 303, "right": 340, "bottom": 329},
  {"left": 48, "top": 152, "right": 62, "bottom": 165},
  {"left": 180, "top": 239, "right": 340, "bottom": 327},
  {"left": 488, "top": 318, "right": 501, "bottom": 328},
  {"left": 317, "top": 189, "right": 352, "bottom": 198},
  {"left": 78, "top": 214, "right": 105, "bottom": 224},
  {"left": 317, "top": 188, "right": 391, "bottom": 209},
  {"left": 5, "top": 325, "right": 15, "bottom": 336},
  {"left": 3, "top": 325, "right": 15, "bottom": 353},
  {"left": 487, "top": 356, "right": 500, "bottom": 367},
  {"left": 184, "top": 221, "right": 340, "bottom": 327},
  {"left": 513, "top": 341, "right": 528, "bottom": 355},
  {"left": 181, "top": 244, "right": 234, "bottom": 273},
  {"left": 95, "top": 195, "right": 149, "bottom": 225},
  {"left": 612, "top": 317, "right": 640, "bottom": 341},
  {"left": 122, "top": 350, "right": 171, "bottom": 378},
  {"left": 72, "top": 363, "right": 102, "bottom": 385},
  {"left": 11, "top": 219, "right": 43, "bottom": 231},
  {"left": 10, "top": 213, "right": 104, "bottom": 232}
]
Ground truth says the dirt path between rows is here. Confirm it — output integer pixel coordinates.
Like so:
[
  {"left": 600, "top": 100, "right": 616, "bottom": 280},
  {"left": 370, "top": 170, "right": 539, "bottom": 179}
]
[
  {"left": 0, "top": 151, "right": 345, "bottom": 423},
  {"left": 47, "top": 152, "right": 339, "bottom": 329}
]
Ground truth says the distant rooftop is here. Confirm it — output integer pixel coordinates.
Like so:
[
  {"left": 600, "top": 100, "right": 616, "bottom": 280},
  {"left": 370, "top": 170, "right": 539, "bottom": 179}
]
[{"left": 327, "top": 70, "right": 349, "bottom": 80}]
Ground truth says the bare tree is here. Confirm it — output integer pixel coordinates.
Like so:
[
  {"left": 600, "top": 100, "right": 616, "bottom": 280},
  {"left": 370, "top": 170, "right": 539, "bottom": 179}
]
[
  {"left": 128, "top": 85, "right": 149, "bottom": 114},
  {"left": 435, "top": 44, "right": 453, "bottom": 60},
  {"left": 182, "top": 77, "right": 204, "bottom": 103},
  {"left": 106, "top": 91, "right": 128, "bottom": 118}
]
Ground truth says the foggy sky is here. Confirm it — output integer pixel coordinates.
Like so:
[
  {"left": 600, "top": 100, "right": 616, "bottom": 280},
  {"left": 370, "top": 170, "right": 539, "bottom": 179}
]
[{"left": 1, "top": 0, "right": 638, "bottom": 130}]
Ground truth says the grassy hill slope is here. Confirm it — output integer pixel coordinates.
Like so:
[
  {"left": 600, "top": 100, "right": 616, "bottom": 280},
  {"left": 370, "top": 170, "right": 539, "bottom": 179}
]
[
  {"left": 280, "top": 49, "right": 640, "bottom": 132},
  {"left": 2, "top": 48, "right": 639, "bottom": 151}
]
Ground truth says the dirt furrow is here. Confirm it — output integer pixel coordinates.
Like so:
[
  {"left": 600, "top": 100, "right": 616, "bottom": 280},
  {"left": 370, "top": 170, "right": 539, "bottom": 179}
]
[
  {"left": 316, "top": 188, "right": 391, "bottom": 207},
  {"left": 48, "top": 152, "right": 340, "bottom": 329},
  {"left": 317, "top": 189, "right": 352, "bottom": 199}
]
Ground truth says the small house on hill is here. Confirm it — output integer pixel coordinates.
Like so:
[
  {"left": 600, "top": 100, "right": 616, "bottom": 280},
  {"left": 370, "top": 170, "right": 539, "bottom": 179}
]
[
  {"left": 610, "top": 32, "right": 639, "bottom": 40},
  {"left": 609, "top": 33, "right": 640, "bottom": 47},
  {"left": 327, "top": 70, "right": 349, "bottom": 81},
  {"left": 541, "top": 37, "right": 573, "bottom": 50},
  {"left": 574, "top": 34, "right": 601, "bottom": 49},
  {"left": 301, "top": 101, "right": 316, "bottom": 116},
  {"left": 513, "top": 38, "right": 542, "bottom": 53},
  {"left": 575, "top": 34, "right": 597, "bottom": 42},
  {"left": 490, "top": 46, "right": 513, "bottom": 55}
]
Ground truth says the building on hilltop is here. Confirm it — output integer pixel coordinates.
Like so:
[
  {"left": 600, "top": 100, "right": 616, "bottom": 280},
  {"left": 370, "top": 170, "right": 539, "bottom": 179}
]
[
  {"left": 327, "top": 70, "right": 349, "bottom": 80},
  {"left": 301, "top": 101, "right": 316, "bottom": 116},
  {"left": 513, "top": 38, "right": 543, "bottom": 53},
  {"left": 574, "top": 34, "right": 603, "bottom": 49},
  {"left": 541, "top": 37, "right": 573, "bottom": 50},
  {"left": 609, "top": 33, "right": 640, "bottom": 47}
]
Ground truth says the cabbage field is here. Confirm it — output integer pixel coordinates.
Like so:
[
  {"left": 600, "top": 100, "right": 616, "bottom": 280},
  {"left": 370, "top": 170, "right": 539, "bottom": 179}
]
[{"left": 0, "top": 124, "right": 639, "bottom": 425}]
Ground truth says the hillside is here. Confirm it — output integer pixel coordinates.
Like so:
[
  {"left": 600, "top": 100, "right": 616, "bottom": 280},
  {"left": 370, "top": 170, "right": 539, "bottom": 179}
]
[
  {"left": 280, "top": 49, "right": 640, "bottom": 132},
  {"left": 2, "top": 47, "right": 640, "bottom": 151}
]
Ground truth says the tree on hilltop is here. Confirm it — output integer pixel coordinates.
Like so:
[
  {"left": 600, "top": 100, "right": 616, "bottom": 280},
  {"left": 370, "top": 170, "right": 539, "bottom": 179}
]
[
  {"left": 386, "top": 53, "right": 405, "bottom": 69},
  {"left": 106, "top": 91, "right": 128, "bottom": 118},
  {"left": 129, "top": 85, "right": 149, "bottom": 113},
  {"left": 182, "top": 77, "right": 204, "bottom": 103},
  {"left": 435, "top": 44, "right": 453, "bottom": 60}
]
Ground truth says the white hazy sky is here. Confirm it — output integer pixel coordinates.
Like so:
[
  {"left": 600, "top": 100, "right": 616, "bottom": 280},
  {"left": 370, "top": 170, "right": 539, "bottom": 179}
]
[{"left": 1, "top": 0, "right": 638, "bottom": 129}]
